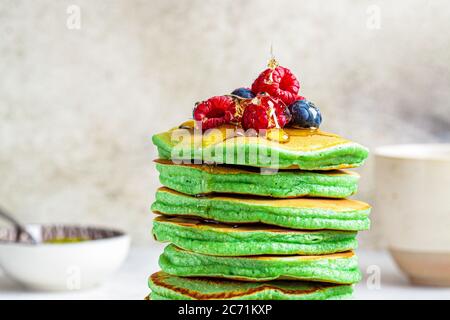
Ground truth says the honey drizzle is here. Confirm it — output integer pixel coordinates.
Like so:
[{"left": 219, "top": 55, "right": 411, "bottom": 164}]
[{"left": 175, "top": 122, "right": 290, "bottom": 147}]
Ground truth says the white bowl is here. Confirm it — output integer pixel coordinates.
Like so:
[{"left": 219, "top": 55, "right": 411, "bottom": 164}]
[
  {"left": 375, "top": 143, "right": 450, "bottom": 286},
  {"left": 0, "top": 224, "right": 130, "bottom": 291}
]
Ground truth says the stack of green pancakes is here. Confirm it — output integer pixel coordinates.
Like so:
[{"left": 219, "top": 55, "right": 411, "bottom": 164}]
[{"left": 149, "top": 125, "right": 370, "bottom": 300}]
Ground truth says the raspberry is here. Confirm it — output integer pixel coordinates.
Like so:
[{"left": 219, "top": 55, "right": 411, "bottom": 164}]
[
  {"left": 193, "top": 96, "right": 237, "bottom": 130},
  {"left": 241, "top": 94, "right": 291, "bottom": 130},
  {"left": 251, "top": 66, "right": 300, "bottom": 105}
]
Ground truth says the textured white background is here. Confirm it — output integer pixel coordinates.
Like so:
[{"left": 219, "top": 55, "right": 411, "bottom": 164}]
[{"left": 0, "top": 0, "right": 449, "bottom": 246}]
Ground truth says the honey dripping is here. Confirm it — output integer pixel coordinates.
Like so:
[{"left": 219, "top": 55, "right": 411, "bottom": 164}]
[
  {"left": 265, "top": 128, "right": 290, "bottom": 143},
  {"left": 178, "top": 121, "right": 291, "bottom": 148}
]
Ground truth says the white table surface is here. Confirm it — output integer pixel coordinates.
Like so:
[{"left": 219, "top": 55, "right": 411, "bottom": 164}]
[{"left": 1, "top": 244, "right": 449, "bottom": 300}]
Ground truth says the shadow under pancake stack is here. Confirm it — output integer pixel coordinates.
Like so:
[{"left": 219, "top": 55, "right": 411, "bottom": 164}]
[{"left": 148, "top": 61, "right": 371, "bottom": 300}]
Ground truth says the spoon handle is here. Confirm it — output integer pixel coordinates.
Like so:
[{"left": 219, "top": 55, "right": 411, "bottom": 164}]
[{"left": 0, "top": 207, "right": 37, "bottom": 244}]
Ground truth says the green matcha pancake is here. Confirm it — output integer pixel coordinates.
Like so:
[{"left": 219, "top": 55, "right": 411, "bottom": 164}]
[
  {"left": 152, "top": 123, "right": 369, "bottom": 170},
  {"left": 159, "top": 244, "right": 361, "bottom": 284},
  {"left": 153, "top": 216, "right": 358, "bottom": 256},
  {"left": 152, "top": 187, "right": 371, "bottom": 231},
  {"left": 155, "top": 159, "right": 359, "bottom": 198},
  {"left": 148, "top": 271, "right": 353, "bottom": 300}
]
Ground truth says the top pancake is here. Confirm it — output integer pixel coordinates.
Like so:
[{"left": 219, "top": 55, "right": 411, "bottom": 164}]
[{"left": 152, "top": 123, "right": 369, "bottom": 170}]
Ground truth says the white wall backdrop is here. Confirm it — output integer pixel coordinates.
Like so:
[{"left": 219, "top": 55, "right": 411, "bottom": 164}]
[{"left": 1, "top": 0, "right": 449, "bottom": 246}]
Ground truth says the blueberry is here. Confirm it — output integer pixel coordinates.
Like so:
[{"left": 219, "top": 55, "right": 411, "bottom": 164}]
[
  {"left": 288, "top": 99, "right": 322, "bottom": 128},
  {"left": 231, "top": 88, "right": 256, "bottom": 99}
]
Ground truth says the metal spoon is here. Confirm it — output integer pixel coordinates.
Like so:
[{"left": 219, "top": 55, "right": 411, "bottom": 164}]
[{"left": 0, "top": 207, "right": 37, "bottom": 244}]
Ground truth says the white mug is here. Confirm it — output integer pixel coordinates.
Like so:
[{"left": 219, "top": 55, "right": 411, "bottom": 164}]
[{"left": 375, "top": 144, "right": 450, "bottom": 286}]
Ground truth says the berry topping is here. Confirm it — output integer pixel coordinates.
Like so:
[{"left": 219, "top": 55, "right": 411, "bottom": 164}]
[
  {"left": 288, "top": 99, "right": 322, "bottom": 129},
  {"left": 231, "top": 88, "right": 256, "bottom": 99},
  {"left": 193, "top": 96, "right": 237, "bottom": 130},
  {"left": 251, "top": 66, "right": 300, "bottom": 105},
  {"left": 241, "top": 94, "right": 291, "bottom": 130}
]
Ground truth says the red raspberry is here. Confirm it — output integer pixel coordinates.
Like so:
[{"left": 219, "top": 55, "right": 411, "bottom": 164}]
[
  {"left": 193, "top": 96, "right": 237, "bottom": 130},
  {"left": 241, "top": 94, "right": 291, "bottom": 130},
  {"left": 251, "top": 66, "right": 300, "bottom": 105}
]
